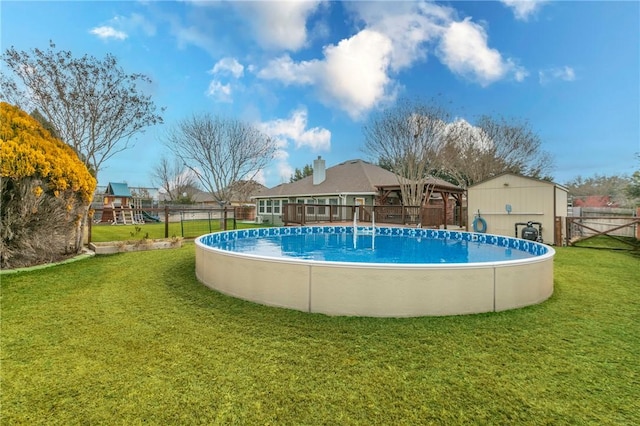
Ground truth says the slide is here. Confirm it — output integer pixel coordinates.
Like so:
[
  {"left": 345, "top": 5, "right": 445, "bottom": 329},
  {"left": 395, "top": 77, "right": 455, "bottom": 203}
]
[{"left": 142, "top": 211, "right": 161, "bottom": 222}]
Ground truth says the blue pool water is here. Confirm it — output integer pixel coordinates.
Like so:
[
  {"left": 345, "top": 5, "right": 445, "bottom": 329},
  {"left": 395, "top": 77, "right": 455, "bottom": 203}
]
[{"left": 199, "top": 226, "right": 548, "bottom": 265}]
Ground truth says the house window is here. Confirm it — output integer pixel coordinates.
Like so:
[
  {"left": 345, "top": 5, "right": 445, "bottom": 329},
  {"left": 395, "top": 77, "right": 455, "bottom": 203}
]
[
  {"left": 258, "top": 199, "right": 265, "bottom": 214},
  {"left": 266, "top": 199, "right": 273, "bottom": 213},
  {"left": 273, "top": 200, "right": 281, "bottom": 214},
  {"left": 329, "top": 198, "right": 339, "bottom": 217},
  {"left": 316, "top": 198, "right": 326, "bottom": 215}
]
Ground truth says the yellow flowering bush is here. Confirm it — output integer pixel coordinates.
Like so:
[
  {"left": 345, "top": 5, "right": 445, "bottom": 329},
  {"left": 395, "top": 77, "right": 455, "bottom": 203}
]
[
  {"left": 1, "top": 102, "right": 97, "bottom": 268},
  {"left": 0, "top": 102, "right": 96, "bottom": 202}
]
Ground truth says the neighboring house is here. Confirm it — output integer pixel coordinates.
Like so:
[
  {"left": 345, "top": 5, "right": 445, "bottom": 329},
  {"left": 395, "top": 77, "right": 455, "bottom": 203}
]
[
  {"left": 467, "top": 172, "right": 569, "bottom": 245},
  {"left": 191, "top": 180, "right": 267, "bottom": 207},
  {"left": 572, "top": 195, "right": 618, "bottom": 208},
  {"left": 253, "top": 157, "right": 465, "bottom": 227}
]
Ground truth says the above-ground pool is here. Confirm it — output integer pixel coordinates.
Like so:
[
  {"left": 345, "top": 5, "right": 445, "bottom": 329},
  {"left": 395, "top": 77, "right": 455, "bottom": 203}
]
[{"left": 196, "top": 226, "right": 555, "bottom": 317}]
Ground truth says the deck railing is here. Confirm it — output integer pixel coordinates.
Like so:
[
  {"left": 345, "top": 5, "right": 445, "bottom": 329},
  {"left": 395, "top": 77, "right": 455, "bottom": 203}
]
[{"left": 283, "top": 203, "right": 464, "bottom": 228}]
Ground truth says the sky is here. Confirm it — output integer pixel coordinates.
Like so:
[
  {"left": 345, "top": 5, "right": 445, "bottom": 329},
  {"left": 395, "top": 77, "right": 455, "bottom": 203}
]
[{"left": 1, "top": 0, "right": 639, "bottom": 189}]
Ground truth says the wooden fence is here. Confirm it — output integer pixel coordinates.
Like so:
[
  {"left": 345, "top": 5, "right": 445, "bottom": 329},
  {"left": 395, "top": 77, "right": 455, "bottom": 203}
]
[{"left": 565, "top": 207, "right": 640, "bottom": 248}]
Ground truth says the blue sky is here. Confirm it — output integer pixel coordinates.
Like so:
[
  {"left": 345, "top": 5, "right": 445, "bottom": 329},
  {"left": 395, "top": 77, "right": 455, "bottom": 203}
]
[{"left": 2, "top": 0, "right": 638, "bottom": 189}]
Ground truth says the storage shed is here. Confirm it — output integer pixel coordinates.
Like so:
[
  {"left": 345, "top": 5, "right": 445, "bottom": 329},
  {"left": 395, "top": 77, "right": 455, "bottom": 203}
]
[{"left": 467, "top": 173, "right": 568, "bottom": 245}]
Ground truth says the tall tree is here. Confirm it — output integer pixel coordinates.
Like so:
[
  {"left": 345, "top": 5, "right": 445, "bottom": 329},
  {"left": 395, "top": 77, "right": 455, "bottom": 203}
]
[
  {"left": 624, "top": 154, "right": 640, "bottom": 202},
  {"left": 290, "top": 164, "right": 313, "bottom": 182},
  {"left": 438, "top": 116, "right": 553, "bottom": 188},
  {"left": 363, "top": 98, "right": 451, "bottom": 206},
  {"left": 565, "top": 173, "right": 632, "bottom": 206},
  {"left": 1, "top": 41, "right": 164, "bottom": 179},
  {"left": 151, "top": 156, "right": 199, "bottom": 203},
  {"left": 164, "top": 113, "right": 277, "bottom": 205}
]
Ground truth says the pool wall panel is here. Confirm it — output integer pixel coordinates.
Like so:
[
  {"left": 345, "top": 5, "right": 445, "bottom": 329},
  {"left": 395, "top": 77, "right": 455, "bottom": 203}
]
[
  {"left": 493, "top": 257, "right": 554, "bottom": 311},
  {"left": 196, "top": 250, "right": 310, "bottom": 312},
  {"left": 309, "top": 266, "right": 495, "bottom": 317}
]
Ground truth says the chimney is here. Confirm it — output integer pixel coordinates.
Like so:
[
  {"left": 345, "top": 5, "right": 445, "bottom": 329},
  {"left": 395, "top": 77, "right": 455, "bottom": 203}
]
[{"left": 313, "top": 156, "right": 326, "bottom": 185}]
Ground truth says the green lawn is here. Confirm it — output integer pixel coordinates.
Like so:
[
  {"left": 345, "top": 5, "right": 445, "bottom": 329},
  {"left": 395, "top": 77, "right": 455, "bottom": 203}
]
[
  {"left": 1, "top": 246, "right": 638, "bottom": 424},
  {"left": 89, "top": 220, "right": 268, "bottom": 242}
]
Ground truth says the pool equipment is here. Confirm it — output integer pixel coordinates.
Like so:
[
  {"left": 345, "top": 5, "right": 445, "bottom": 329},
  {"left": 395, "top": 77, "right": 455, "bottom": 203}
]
[
  {"left": 472, "top": 210, "right": 487, "bottom": 233},
  {"left": 515, "top": 221, "right": 543, "bottom": 242}
]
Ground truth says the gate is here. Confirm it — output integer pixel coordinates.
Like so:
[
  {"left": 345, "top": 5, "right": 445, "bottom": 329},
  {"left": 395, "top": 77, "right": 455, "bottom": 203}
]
[{"left": 565, "top": 215, "right": 640, "bottom": 250}]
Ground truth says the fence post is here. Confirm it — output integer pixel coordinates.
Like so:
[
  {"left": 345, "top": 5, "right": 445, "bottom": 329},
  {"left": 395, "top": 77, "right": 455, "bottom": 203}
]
[
  {"left": 233, "top": 207, "right": 237, "bottom": 230},
  {"left": 164, "top": 206, "right": 169, "bottom": 238},
  {"left": 637, "top": 207, "right": 640, "bottom": 240},
  {"left": 223, "top": 208, "right": 228, "bottom": 231}
]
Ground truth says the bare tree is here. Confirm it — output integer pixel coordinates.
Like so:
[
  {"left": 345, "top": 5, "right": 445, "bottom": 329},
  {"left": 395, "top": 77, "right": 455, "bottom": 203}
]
[
  {"left": 227, "top": 180, "right": 265, "bottom": 203},
  {"left": 1, "top": 42, "right": 163, "bottom": 251},
  {"left": 439, "top": 116, "right": 553, "bottom": 188},
  {"left": 1, "top": 41, "right": 164, "bottom": 178},
  {"left": 363, "top": 99, "right": 452, "bottom": 206},
  {"left": 164, "top": 113, "right": 277, "bottom": 205},
  {"left": 151, "top": 156, "right": 199, "bottom": 202},
  {"left": 565, "top": 173, "right": 632, "bottom": 206}
]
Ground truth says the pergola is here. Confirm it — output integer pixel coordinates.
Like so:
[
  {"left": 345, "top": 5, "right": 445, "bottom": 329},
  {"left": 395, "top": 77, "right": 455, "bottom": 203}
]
[{"left": 375, "top": 177, "right": 466, "bottom": 228}]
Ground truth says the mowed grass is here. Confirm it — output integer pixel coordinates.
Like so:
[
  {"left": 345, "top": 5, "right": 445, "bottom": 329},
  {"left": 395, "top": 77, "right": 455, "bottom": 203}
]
[
  {"left": 1, "top": 245, "right": 638, "bottom": 425},
  {"left": 90, "top": 220, "right": 267, "bottom": 242}
]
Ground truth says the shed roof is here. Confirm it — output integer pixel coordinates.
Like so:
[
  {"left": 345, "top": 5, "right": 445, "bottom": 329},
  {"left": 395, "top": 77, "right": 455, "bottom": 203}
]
[
  {"left": 468, "top": 172, "right": 568, "bottom": 192},
  {"left": 105, "top": 182, "right": 132, "bottom": 197}
]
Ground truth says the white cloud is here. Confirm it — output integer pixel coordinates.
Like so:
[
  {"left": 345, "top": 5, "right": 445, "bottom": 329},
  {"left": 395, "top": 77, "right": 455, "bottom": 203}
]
[
  {"left": 250, "top": 168, "right": 267, "bottom": 185},
  {"left": 500, "top": 0, "right": 548, "bottom": 21},
  {"left": 276, "top": 161, "right": 294, "bottom": 184},
  {"left": 89, "top": 13, "right": 156, "bottom": 41},
  {"left": 318, "top": 30, "right": 394, "bottom": 119},
  {"left": 257, "top": 55, "right": 317, "bottom": 85},
  {"left": 210, "top": 57, "right": 244, "bottom": 78},
  {"left": 258, "top": 30, "right": 394, "bottom": 120},
  {"left": 89, "top": 26, "right": 128, "bottom": 41},
  {"left": 233, "top": 1, "right": 324, "bottom": 51},
  {"left": 437, "top": 18, "right": 523, "bottom": 86},
  {"left": 345, "top": 1, "right": 451, "bottom": 72},
  {"left": 255, "top": 1, "right": 526, "bottom": 119},
  {"left": 445, "top": 119, "right": 493, "bottom": 153},
  {"left": 260, "top": 108, "right": 331, "bottom": 151},
  {"left": 206, "top": 80, "right": 232, "bottom": 102},
  {"left": 539, "top": 66, "right": 576, "bottom": 85}
]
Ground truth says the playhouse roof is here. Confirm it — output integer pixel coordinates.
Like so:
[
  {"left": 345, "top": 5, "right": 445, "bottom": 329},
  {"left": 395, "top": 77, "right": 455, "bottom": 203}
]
[{"left": 105, "top": 182, "right": 132, "bottom": 197}]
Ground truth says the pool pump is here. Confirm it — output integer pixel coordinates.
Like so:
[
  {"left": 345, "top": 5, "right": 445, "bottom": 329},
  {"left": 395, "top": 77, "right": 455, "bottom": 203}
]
[{"left": 515, "top": 221, "right": 543, "bottom": 243}]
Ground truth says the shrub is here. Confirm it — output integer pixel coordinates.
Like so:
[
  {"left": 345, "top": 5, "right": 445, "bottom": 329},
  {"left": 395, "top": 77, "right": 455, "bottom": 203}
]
[{"left": 0, "top": 102, "right": 96, "bottom": 268}]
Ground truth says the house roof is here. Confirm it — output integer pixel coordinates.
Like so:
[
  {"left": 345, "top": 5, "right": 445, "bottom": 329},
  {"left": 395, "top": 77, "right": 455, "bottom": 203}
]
[
  {"left": 254, "top": 159, "right": 401, "bottom": 198},
  {"left": 105, "top": 182, "right": 132, "bottom": 197},
  {"left": 193, "top": 180, "right": 268, "bottom": 204}
]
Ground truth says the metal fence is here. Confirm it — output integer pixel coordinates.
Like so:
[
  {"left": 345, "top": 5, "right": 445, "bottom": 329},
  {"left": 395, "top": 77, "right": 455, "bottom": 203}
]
[{"left": 88, "top": 206, "right": 240, "bottom": 241}]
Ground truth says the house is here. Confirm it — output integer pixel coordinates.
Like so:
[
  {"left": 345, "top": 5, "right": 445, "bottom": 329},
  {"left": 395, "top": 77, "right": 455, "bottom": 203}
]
[
  {"left": 187, "top": 180, "right": 267, "bottom": 221},
  {"left": 253, "top": 157, "right": 465, "bottom": 227},
  {"left": 572, "top": 195, "right": 618, "bottom": 208},
  {"left": 467, "top": 173, "right": 569, "bottom": 245},
  {"left": 190, "top": 180, "right": 267, "bottom": 206}
]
